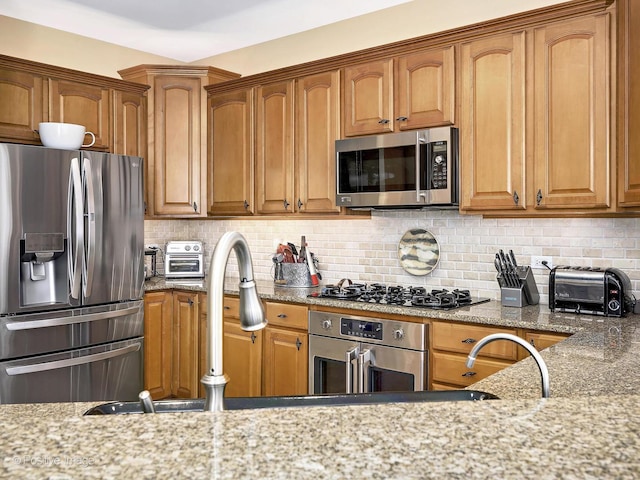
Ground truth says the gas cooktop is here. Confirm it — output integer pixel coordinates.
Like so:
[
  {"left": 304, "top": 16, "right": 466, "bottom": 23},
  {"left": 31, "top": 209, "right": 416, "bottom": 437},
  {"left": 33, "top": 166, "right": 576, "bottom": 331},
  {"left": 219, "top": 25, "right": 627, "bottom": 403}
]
[{"left": 309, "top": 280, "right": 491, "bottom": 310}]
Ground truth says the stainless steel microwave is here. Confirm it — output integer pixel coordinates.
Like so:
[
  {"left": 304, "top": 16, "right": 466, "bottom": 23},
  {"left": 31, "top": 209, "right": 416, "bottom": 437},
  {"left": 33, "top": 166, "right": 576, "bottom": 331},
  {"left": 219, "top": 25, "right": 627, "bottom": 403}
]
[{"left": 336, "top": 127, "right": 458, "bottom": 208}]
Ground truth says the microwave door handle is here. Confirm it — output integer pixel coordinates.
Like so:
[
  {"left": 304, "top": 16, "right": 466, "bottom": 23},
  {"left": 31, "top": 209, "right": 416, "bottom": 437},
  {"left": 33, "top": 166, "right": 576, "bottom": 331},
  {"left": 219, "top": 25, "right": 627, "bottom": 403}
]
[
  {"left": 416, "top": 136, "right": 427, "bottom": 203},
  {"left": 345, "top": 346, "right": 359, "bottom": 394},
  {"left": 358, "top": 348, "right": 372, "bottom": 393},
  {"left": 67, "top": 157, "right": 83, "bottom": 300}
]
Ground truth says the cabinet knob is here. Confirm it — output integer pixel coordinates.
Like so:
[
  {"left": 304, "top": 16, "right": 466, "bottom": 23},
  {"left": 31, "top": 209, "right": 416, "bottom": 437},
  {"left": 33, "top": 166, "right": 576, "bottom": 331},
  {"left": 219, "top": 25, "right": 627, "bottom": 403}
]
[
  {"left": 396, "top": 116, "right": 408, "bottom": 121},
  {"left": 297, "top": 198, "right": 303, "bottom": 209},
  {"left": 461, "top": 338, "right": 477, "bottom": 344},
  {"left": 193, "top": 201, "right": 198, "bottom": 212},
  {"left": 295, "top": 338, "right": 302, "bottom": 351},
  {"left": 513, "top": 191, "right": 519, "bottom": 206},
  {"left": 277, "top": 313, "right": 287, "bottom": 318},
  {"left": 461, "top": 371, "right": 477, "bottom": 377},
  {"left": 251, "top": 332, "right": 257, "bottom": 344},
  {"left": 283, "top": 199, "right": 290, "bottom": 209},
  {"left": 378, "top": 119, "right": 390, "bottom": 124},
  {"left": 536, "top": 189, "right": 543, "bottom": 206},
  {"left": 243, "top": 200, "right": 250, "bottom": 210}
]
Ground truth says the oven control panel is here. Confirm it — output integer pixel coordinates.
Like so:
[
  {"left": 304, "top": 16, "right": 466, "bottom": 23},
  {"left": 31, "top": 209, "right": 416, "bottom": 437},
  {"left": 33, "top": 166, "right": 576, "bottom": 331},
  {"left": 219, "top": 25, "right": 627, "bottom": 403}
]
[{"left": 340, "top": 319, "right": 383, "bottom": 340}]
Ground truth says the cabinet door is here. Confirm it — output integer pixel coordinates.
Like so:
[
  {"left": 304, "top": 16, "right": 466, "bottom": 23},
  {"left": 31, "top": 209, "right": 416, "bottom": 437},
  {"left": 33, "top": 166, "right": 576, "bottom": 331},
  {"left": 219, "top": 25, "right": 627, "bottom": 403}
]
[
  {"left": 0, "top": 68, "right": 45, "bottom": 143},
  {"left": 112, "top": 90, "right": 147, "bottom": 158},
  {"left": 395, "top": 46, "right": 455, "bottom": 130},
  {"left": 49, "top": 79, "right": 110, "bottom": 150},
  {"left": 224, "top": 321, "right": 263, "bottom": 397},
  {"left": 459, "top": 32, "right": 527, "bottom": 211},
  {"left": 432, "top": 351, "right": 512, "bottom": 388},
  {"left": 255, "top": 80, "right": 295, "bottom": 214},
  {"left": 263, "top": 326, "right": 308, "bottom": 397},
  {"left": 617, "top": 0, "right": 640, "bottom": 206},
  {"left": 295, "top": 71, "right": 341, "bottom": 214},
  {"left": 208, "top": 88, "right": 254, "bottom": 215},
  {"left": 533, "top": 13, "right": 610, "bottom": 210},
  {"left": 153, "top": 76, "right": 205, "bottom": 216},
  {"left": 172, "top": 291, "right": 200, "bottom": 398},
  {"left": 143, "top": 291, "right": 173, "bottom": 400},
  {"left": 343, "top": 59, "right": 394, "bottom": 136},
  {"left": 520, "top": 331, "right": 569, "bottom": 360}
]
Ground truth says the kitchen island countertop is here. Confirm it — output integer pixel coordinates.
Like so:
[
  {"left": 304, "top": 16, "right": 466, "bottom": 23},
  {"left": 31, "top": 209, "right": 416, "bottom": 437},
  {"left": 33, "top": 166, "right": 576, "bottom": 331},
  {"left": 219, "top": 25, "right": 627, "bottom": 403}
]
[{"left": 0, "top": 278, "right": 638, "bottom": 478}]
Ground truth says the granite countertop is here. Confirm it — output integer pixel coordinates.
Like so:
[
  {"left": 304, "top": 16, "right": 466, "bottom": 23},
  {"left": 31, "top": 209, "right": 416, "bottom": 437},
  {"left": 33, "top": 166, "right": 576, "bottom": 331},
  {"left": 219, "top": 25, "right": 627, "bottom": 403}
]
[{"left": 1, "top": 277, "right": 638, "bottom": 478}]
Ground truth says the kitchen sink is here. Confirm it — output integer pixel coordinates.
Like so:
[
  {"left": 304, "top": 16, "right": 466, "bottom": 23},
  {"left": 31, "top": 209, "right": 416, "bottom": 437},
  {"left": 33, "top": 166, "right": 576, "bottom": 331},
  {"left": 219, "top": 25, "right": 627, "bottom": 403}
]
[{"left": 84, "top": 390, "right": 498, "bottom": 415}]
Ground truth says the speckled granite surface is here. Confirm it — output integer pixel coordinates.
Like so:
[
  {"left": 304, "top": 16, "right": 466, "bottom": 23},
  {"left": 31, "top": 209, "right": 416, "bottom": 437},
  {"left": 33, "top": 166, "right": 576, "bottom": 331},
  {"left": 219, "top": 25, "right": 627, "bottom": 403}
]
[
  {"left": 0, "top": 277, "right": 638, "bottom": 478},
  {"left": 1, "top": 395, "right": 639, "bottom": 479}
]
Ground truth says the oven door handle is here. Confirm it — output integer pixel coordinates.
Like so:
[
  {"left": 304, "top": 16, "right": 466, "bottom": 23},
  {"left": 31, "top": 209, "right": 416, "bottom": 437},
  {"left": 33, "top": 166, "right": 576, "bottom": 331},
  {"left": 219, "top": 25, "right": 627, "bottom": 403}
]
[
  {"left": 358, "top": 348, "right": 372, "bottom": 393},
  {"left": 345, "top": 346, "right": 359, "bottom": 394}
]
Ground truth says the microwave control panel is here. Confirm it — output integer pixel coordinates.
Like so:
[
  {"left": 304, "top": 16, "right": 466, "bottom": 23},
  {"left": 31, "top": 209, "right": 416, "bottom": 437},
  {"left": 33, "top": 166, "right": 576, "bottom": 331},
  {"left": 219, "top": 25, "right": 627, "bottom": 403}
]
[{"left": 429, "top": 141, "right": 448, "bottom": 190}]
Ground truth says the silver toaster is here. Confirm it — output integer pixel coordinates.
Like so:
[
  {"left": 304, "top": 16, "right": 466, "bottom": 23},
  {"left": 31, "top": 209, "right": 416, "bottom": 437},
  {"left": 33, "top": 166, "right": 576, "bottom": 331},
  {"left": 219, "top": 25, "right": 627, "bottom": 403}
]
[{"left": 549, "top": 266, "right": 634, "bottom": 317}]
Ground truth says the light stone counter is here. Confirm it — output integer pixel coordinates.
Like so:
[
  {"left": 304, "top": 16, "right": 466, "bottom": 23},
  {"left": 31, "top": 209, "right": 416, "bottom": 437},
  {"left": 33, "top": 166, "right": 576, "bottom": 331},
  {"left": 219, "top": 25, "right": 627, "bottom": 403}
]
[{"left": 0, "top": 277, "right": 637, "bottom": 478}]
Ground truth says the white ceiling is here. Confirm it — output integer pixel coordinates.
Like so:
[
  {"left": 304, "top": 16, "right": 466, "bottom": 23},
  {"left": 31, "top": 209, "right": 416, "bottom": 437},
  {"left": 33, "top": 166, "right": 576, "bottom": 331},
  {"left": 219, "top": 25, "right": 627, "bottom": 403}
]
[{"left": 0, "top": 0, "right": 413, "bottom": 62}]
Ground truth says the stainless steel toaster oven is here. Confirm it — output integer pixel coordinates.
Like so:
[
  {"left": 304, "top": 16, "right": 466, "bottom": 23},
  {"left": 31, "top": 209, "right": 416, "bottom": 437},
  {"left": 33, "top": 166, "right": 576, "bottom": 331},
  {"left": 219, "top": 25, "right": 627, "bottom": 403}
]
[{"left": 549, "top": 266, "right": 634, "bottom": 317}]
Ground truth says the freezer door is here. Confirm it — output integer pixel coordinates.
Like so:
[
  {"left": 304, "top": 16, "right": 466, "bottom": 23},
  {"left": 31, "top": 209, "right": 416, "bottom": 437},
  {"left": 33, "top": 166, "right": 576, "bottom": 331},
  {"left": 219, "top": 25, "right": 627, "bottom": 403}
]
[
  {"left": 0, "top": 300, "right": 143, "bottom": 361},
  {"left": 81, "top": 152, "right": 144, "bottom": 305},
  {"left": 0, "top": 337, "right": 143, "bottom": 404}
]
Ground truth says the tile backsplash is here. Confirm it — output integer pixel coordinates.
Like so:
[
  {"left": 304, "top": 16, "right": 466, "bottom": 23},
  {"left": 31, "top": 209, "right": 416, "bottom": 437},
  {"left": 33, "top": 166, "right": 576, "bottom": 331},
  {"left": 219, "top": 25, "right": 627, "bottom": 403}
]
[{"left": 144, "top": 211, "right": 640, "bottom": 304}]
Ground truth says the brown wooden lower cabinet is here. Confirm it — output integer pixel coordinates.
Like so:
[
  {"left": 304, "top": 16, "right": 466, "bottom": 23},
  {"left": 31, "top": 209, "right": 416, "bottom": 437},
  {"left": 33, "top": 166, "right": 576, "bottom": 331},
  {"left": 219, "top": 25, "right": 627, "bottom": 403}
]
[
  {"left": 143, "top": 291, "right": 173, "bottom": 399},
  {"left": 263, "top": 326, "right": 308, "bottom": 396},
  {"left": 143, "top": 290, "right": 200, "bottom": 399},
  {"left": 431, "top": 351, "right": 513, "bottom": 388}
]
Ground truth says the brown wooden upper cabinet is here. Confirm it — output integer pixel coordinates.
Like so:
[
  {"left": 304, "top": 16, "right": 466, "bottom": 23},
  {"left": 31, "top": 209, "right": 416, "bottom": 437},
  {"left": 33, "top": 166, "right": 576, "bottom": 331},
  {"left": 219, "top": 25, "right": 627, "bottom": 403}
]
[
  {"left": 49, "top": 79, "right": 110, "bottom": 150},
  {"left": 0, "top": 55, "right": 148, "bottom": 156},
  {"left": 120, "top": 65, "right": 239, "bottom": 217},
  {"left": 343, "top": 46, "right": 455, "bottom": 137},
  {"left": 460, "top": 11, "right": 612, "bottom": 214},
  {"left": 208, "top": 88, "right": 255, "bottom": 215},
  {"left": 617, "top": 0, "right": 640, "bottom": 207}
]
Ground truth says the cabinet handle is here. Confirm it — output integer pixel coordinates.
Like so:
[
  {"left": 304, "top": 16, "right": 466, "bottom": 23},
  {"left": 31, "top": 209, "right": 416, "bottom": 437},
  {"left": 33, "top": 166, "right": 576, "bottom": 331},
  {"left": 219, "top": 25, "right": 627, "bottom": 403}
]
[
  {"left": 536, "top": 189, "right": 543, "bottom": 206},
  {"left": 277, "top": 314, "right": 287, "bottom": 318},
  {"left": 193, "top": 201, "right": 198, "bottom": 212},
  {"left": 297, "top": 198, "right": 303, "bottom": 209},
  {"left": 283, "top": 199, "right": 290, "bottom": 209},
  {"left": 461, "top": 338, "right": 477, "bottom": 344},
  {"left": 530, "top": 339, "right": 536, "bottom": 347},
  {"left": 462, "top": 371, "right": 477, "bottom": 377},
  {"left": 513, "top": 191, "right": 519, "bottom": 205},
  {"left": 187, "top": 298, "right": 194, "bottom": 306},
  {"left": 396, "top": 116, "right": 408, "bottom": 121},
  {"left": 251, "top": 332, "right": 257, "bottom": 344},
  {"left": 243, "top": 200, "right": 249, "bottom": 210},
  {"left": 378, "top": 119, "right": 390, "bottom": 124},
  {"left": 223, "top": 305, "right": 230, "bottom": 310},
  {"left": 295, "top": 338, "right": 302, "bottom": 351}
]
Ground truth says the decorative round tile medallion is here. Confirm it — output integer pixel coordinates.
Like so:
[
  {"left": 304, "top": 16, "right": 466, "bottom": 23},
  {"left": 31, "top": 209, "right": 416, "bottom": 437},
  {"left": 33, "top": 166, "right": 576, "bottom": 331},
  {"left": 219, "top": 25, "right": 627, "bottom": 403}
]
[{"left": 398, "top": 228, "right": 440, "bottom": 276}]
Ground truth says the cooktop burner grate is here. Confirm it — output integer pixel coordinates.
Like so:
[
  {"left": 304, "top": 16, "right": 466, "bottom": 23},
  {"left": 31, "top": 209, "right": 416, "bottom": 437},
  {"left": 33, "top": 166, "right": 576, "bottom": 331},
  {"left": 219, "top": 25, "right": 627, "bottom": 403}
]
[{"left": 311, "top": 281, "right": 490, "bottom": 310}]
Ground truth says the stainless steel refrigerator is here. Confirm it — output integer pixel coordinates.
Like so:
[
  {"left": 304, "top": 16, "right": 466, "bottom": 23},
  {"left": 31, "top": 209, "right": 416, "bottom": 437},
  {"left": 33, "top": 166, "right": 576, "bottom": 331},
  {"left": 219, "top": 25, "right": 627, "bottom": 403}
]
[{"left": 0, "top": 143, "right": 145, "bottom": 404}]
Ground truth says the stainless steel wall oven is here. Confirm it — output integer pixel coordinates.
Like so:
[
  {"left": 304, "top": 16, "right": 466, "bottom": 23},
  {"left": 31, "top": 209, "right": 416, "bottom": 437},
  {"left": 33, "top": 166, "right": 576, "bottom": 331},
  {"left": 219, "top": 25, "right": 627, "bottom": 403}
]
[{"left": 308, "top": 311, "right": 427, "bottom": 395}]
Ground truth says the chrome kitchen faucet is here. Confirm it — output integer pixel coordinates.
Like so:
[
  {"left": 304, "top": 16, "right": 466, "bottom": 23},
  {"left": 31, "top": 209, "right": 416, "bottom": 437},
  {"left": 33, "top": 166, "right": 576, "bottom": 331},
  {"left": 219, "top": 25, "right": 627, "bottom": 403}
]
[
  {"left": 466, "top": 333, "right": 550, "bottom": 398},
  {"left": 201, "top": 232, "right": 268, "bottom": 412}
]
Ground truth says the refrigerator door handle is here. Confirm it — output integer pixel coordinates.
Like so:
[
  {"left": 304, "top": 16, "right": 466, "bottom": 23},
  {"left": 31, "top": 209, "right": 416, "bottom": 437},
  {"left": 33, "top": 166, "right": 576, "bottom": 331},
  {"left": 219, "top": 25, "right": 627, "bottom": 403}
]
[
  {"left": 82, "top": 158, "right": 96, "bottom": 297},
  {"left": 358, "top": 348, "right": 372, "bottom": 393},
  {"left": 67, "top": 157, "right": 83, "bottom": 300},
  {"left": 5, "top": 305, "right": 140, "bottom": 331},
  {"left": 5, "top": 342, "right": 141, "bottom": 375},
  {"left": 345, "top": 345, "right": 359, "bottom": 394}
]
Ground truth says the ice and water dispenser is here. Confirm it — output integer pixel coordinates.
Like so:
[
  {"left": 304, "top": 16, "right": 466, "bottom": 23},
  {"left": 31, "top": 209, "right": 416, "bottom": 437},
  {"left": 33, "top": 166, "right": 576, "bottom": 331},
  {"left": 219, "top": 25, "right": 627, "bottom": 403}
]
[{"left": 19, "top": 232, "right": 69, "bottom": 307}]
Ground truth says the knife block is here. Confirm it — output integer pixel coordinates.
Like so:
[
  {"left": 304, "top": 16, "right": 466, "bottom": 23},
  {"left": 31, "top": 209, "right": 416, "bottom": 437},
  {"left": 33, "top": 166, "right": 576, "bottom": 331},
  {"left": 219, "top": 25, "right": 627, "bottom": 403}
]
[{"left": 500, "top": 266, "right": 540, "bottom": 307}]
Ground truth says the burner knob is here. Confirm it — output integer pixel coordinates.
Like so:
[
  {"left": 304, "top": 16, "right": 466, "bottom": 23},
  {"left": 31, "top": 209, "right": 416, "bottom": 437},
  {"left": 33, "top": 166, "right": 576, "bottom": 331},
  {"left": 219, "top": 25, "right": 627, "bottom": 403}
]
[
  {"left": 392, "top": 328, "right": 404, "bottom": 340},
  {"left": 322, "top": 319, "right": 332, "bottom": 330}
]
